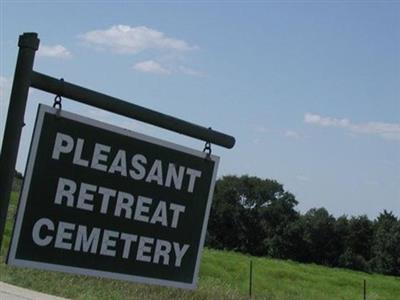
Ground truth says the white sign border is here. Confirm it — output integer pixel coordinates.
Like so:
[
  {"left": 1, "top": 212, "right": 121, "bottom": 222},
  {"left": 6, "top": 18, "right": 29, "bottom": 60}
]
[{"left": 7, "top": 104, "right": 220, "bottom": 290}]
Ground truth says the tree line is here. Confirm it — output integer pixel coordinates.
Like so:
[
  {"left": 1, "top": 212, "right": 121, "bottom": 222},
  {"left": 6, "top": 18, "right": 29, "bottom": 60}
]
[{"left": 206, "top": 175, "right": 400, "bottom": 276}]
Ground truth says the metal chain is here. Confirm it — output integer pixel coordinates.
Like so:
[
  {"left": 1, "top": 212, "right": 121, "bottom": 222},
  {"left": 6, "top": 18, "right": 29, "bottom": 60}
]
[
  {"left": 203, "top": 127, "right": 212, "bottom": 158},
  {"left": 53, "top": 78, "right": 64, "bottom": 118},
  {"left": 203, "top": 141, "right": 212, "bottom": 155},
  {"left": 53, "top": 95, "right": 62, "bottom": 109}
]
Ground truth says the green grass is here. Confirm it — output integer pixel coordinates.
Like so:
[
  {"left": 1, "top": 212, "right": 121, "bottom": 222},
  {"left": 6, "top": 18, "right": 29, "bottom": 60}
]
[{"left": 1, "top": 192, "right": 399, "bottom": 299}]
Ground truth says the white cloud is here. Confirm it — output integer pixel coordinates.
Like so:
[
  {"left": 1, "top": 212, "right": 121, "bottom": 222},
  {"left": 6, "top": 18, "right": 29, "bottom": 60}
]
[
  {"left": 80, "top": 25, "right": 195, "bottom": 54},
  {"left": 38, "top": 44, "right": 72, "bottom": 58},
  {"left": 178, "top": 66, "right": 202, "bottom": 76},
  {"left": 350, "top": 122, "right": 400, "bottom": 141},
  {"left": 305, "top": 113, "right": 400, "bottom": 141},
  {"left": 133, "top": 60, "right": 170, "bottom": 75},
  {"left": 304, "top": 113, "right": 350, "bottom": 128},
  {"left": 285, "top": 130, "right": 303, "bottom": 139},
  {"left": 254, "top": 126, "right": 269, "bottom": 133},
  {"left": 252, "top": 138, "right": 262, "bottom": 145},
  {"left": 254, "top": 127, "right": 305, "bottom": 140}
]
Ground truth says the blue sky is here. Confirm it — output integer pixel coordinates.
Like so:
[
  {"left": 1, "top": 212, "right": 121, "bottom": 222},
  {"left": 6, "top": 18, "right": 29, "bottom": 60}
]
[{"left": 1, "top": 1, "right": 399, "bottom": 218}]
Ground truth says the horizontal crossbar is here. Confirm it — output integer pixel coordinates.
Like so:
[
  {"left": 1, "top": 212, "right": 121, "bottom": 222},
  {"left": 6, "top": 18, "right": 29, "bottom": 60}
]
[{"left": 30, "top": 71, "right": 235, "bottom": 149}]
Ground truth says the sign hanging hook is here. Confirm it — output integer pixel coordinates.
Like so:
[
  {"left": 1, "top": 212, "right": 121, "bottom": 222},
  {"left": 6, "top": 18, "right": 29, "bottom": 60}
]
[
  {"left": 203, "top": 127, "right": 212, "bottom": 159},
  {"left": 52, "top": 78, "right": 64, "bottom": 118}
]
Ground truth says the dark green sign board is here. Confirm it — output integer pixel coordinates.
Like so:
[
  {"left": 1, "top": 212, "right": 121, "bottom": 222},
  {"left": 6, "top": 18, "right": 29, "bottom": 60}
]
[{"left": 7, "top": 105, "right": 219, "bottom": 289}]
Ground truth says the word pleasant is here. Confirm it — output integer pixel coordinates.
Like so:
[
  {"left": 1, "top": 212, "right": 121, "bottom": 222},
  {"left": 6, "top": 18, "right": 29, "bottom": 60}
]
[{"left": 52, "top": 132, "right": 202, "bottom": 193}]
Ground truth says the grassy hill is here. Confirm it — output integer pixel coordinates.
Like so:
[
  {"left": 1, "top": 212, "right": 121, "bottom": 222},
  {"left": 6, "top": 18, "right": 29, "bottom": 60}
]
[{"left": 1, "top": 191, "right": 399, "bottom": 299}]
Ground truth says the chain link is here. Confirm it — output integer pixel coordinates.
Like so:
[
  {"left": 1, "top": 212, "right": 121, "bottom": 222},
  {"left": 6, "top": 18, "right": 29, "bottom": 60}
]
[
  {"left": 53, "top": 78, "right": 64, "bottom": 118},
  {"left": 203, "top": 127, "right": 212, "bottom": 158},
  {"left": 53, "top": 95, "right": 62, "bottom": 109},
  {"left": 203, "top": 141, "right": 212, "bottom": 155}
]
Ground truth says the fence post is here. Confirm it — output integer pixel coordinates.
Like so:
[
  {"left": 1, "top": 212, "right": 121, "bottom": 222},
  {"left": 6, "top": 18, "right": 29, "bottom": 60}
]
[
  {"left": 0, "top": 32, "right": 39, "bottom": 251},
  {"left": 363, "top": 279, "right": 366, "bottom": 300},
  {"left": 249, "top": 260, "right": 253, "bottom": 298}
]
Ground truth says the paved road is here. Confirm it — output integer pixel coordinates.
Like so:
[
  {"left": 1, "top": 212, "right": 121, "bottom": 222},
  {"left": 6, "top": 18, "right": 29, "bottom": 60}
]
[{"left": 0, "top": 282, "right": 68, "bottom": 300}]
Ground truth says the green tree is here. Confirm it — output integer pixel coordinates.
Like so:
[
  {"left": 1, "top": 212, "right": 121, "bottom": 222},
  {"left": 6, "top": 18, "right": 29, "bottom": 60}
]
[
  {"left": 207, "top": 175, "right": 299, "bottom": 256},
  {"left": 302, "top": 208, "right": 340, "bottom": 265},
  {"left": 347, "top": 215, "right": 373, "bottom": 260},
  {"left": 369, "top": 210, "right": 400, "bottom": 275}
]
